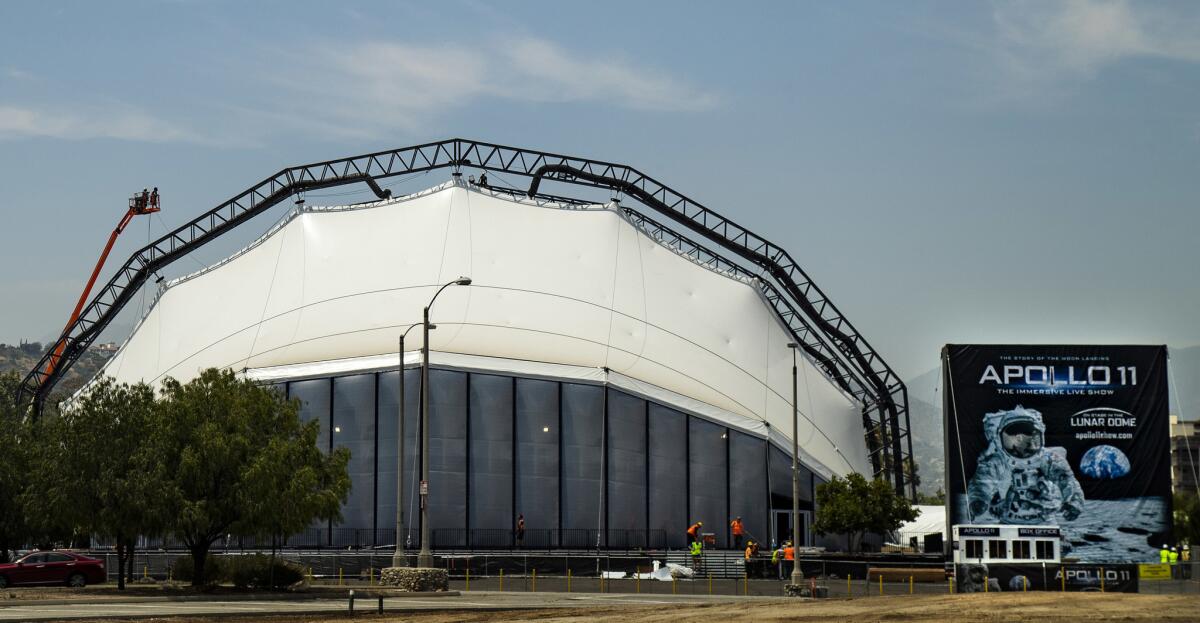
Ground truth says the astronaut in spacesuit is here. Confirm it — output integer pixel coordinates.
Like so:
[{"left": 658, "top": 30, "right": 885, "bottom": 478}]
[{"left": 966, "top": 406, "right": 1085, "bottom": 524}]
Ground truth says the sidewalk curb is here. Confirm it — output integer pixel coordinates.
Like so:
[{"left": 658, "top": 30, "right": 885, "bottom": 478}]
[{"left": 0, "top": 589, "right": 460, "bottom": 608}]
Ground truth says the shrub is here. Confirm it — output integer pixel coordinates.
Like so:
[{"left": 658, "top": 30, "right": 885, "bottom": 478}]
[
  {"left": 224, "top": 554, "right": 305, "bottom": 589},
  {"left": 170, "top": 555, "right": 226, "bottom": 586}
]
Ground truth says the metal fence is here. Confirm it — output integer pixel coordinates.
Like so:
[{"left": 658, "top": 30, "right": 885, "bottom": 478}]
[
  {"left": 92, "top": 528, "right": 669, "bottom": 552},
  {"left": 92, "top": 550, "right": 1200, "bottom": 597}
]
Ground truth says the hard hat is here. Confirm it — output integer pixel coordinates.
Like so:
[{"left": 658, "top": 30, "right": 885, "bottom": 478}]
[
  {"left": 1163, "top": 544, "right": 1169, "bottom": 548},
  {"left": 698, "top": 521, "right": 703, "bottom": 526},
  {"left": 1172, "top": 546, "right": 1178, "bottom": 551}
]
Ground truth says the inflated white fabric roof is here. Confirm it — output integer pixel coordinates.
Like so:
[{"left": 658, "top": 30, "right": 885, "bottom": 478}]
[{"left": 97, "top": 180, "right": 869, "bottom": 477}]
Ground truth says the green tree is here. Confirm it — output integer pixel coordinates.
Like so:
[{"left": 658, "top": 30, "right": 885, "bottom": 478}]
[
  {"left": 813, "top": 472, "right": 919, "bottom": 553},
  {"left": 157, "top": 369, "right": 350, "bottom": 586},
  {"left": 27, "top": 378, "right": 167, "bottom": 589},
  {"left": 916, "top": 488, "right": 946, "bottom": 506},
  {"left": 1175, "top": 491, "right": 1200, "bottom": 547},
  {"left": 0, "top": 372, "right": 32, "bottom": 562}
]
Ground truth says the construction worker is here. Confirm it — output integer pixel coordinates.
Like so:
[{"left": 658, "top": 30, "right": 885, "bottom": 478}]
[
  {"left": 689, "top": 538, "right": 703, "bottom": 567},
  {"left": 771, "top": 543, "right": 782, "bottom": 580},
  {"left": 730, "top": 516, "right": 745, "bottom": 551},
  {"left": 687, "top": 521, "right": 703, "bottom": 545},
  {"left": 515, "top": 514, "right": 525, "bottom": 548},
  {"left": 1161, "top": 544, "right": 1171, "bottom": 564},
  {"left": 1170, "top": 546, "right": 1180, "bottom": 579},
  {"left": 744, "top": 540, "right": 757, "bottom": 578},
  {"left": 783, "top": 540, "right": 796, "bottom": 579}
]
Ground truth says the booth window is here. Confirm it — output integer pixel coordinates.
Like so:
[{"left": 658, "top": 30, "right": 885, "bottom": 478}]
[
  {"left": 964, "top": 539, "right": 983, "bottom": 558},
  {"left": 1012, "top": 540, "right": 1032, "bottom": 559},
  {"left": 988, "top": 539, "right": 1007, "bottom": 559},
  {"left": 1036, "top": 540, "right": 1056, "bottom": 560}
]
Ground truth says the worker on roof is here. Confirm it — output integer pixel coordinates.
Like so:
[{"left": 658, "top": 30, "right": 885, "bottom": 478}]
[
  {"left": 687, "top": 521, "right": 703, "bottom": 545},
  {"left": 730, "top": 516, "right": 745, "bottom": 550}
]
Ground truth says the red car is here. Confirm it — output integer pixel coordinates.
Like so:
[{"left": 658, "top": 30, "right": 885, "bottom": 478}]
[{"left": 0, "top": 551, "right": 106, "bottom": 588}]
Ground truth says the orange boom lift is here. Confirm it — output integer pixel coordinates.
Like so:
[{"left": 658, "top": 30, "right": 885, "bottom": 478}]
[{"left": 44, "top": 188, "right": 160, "bottom": 378}]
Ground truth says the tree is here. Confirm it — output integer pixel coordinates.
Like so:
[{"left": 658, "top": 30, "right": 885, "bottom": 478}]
[
  {"left": 812, "top": 472, "right": 919, "bottom": 553},
  {"left": 0, "top": 372, "right": 32, "bottom": 562},
  {"left": 27, "top": 378, "right": 167, "bottom": 589},
  {"left": 916, "top": 488, "right": 946, "bottom": 506},
  {"left": 1175, "top": 491, "right": 1200, "bottom": 547},
  {"left": 157, "top": 369, "right": 350, "bottom": 587}
]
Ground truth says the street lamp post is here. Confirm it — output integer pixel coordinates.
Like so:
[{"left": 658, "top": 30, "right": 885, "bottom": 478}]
[
  {"left": 392, "top": 322, "right": 423, "bottom": 569},
  {"left": 416, "top": 277, "right": 472, "bottom": 569},
  {"left": 787, "top": 342, "right": 805, "bottom": 585}
]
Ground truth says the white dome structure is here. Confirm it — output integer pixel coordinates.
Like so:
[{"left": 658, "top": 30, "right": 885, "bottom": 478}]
[{"left": 29, "top": 140, "right": 912, "bottom": 550}]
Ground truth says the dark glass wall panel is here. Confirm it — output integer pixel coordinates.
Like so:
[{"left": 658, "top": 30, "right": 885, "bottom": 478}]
[
  {"left": 728, "top": 431, "right": 767, "bottom": 548},
  {"left": 647, "top": 404, "right": 687, "bottom": 549},
  {"left": 377, "top": 369, "right": 421, "bottom": 549},
  {"left": 429, "top": 369, "right": 468, "bottom": 545},
  {"left": 561, "top": 383, "right": 603, "bottom": 546},
  {"left": 289, "top": 377, "right": 331, "bottom": 540},
  {"left": 688, "top": 417, "right": 728, "bottom": 549},
  {"left": 515, "top": 379, "right": 559, "bottom": 540},
  {"left": 768, "top": 444, "right": 814, "bottom": 509},
  {"left": 332, "top": 375, "right": 376, "bottom": 540},
  {"left": 606, "top": 390, "right": 646, "bottom": 547},
  {"left": 468, "top": 373, "right": 513, "bottom": 542},
  {"left": 290, "top": 378, "right": 331, "bottom": 451}
]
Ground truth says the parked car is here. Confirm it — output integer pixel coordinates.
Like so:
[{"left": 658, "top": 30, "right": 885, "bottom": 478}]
[{"left": 0, "top": 551, "right": 106, "bottom": 588}]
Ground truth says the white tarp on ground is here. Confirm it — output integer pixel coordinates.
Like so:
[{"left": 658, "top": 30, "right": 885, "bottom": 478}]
[{"left": 96, "top": 180, "right": 869, "bottom": 478}]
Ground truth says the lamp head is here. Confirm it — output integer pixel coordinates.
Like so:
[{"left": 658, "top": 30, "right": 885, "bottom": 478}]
[
  {"left": 455, "top": 277, "right": 472, "bottom": 286},
  {"left": 786, "top": 342, "right": 798, "bottom": 349}
]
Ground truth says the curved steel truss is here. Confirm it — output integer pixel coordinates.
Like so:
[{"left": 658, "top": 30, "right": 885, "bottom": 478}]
[{"left": 19, "top": 139, "right": 914, "bottom": 497}]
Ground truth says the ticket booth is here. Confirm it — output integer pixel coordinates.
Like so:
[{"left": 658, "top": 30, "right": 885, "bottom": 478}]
[{"left": 952, "top": 524, "right": 1061, "bottom": 592}]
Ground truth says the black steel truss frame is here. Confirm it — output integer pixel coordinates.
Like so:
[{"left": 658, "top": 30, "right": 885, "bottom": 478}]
[{"left": 18, "top": 138, "right": 915, "bottom": 498}]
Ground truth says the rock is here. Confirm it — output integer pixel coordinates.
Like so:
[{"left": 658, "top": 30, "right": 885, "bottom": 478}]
[{"left": 378, "top": 567, "right": 449, "bottom": 592}]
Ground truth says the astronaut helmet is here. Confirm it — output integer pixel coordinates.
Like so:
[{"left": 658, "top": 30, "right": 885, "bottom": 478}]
[{"left": 984, "top": 406, "right": 1045, "bottom": 460}]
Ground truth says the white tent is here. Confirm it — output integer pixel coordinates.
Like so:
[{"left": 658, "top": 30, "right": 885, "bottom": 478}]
[{"left": 96, "top": 180, "right": 868, "bottom": 479}]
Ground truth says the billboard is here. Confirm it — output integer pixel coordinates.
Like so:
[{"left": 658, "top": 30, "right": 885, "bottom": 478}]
[{"left": 943, "top": 345, "right": 1171, "bottom": 563}]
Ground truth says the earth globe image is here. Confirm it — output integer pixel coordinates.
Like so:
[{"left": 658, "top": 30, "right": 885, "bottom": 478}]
[
  {"left": 1080, "top": 445, "right": 1130, "bottom": 479},
  {"left": 1008, "top": 575, "right": 1030, "bottom": 591}
]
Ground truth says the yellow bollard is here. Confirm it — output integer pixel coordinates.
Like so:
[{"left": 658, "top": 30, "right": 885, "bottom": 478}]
[
  {"left": 338, "top": 567, "right": 343, "bottom": 586},
  {"left": 465, "top": 568, "right": 469, "bottom": 591},
  {"left": 879, "top": 574, "right": 883, "bottom": 596},
  {"left": 567, "top": 568, "right": 572, "bottom": 593},
  {"left": 500, "top": 568, "right": 504, "bottom": 592},
  {"left": 848, "top": 575, "right": 852, "bottom": 597},
  {"left": 1061, "top": 570, "right": 1066, "bottom": 592},
  {"left": 673, "top": 577, "right": 677, "bottom": 595},
  {"left": 1100, "top": 567, "right": 1105, "bottom": 593},
  {"left": 1022, "top": 576, "right": 1027, "bottom": 592},
  {"left": 708, "top": 573, "right": 712, "bottom": 595},
  {"left": 143, "top": 565, "right": 148, "bottom": 581},
  {"left": 949, "top": 576, "right": 954, "bottom": 594},
  {"left": 368, "top": 567, "right": 374, "bottom": 586},
  {"left": 532, "top": 569, "right": 537, "bottom": 593},
  {"left": 637, "top": 569, "right": 641, "bottom": 594},
  {"left": 909, "top": 576, "right": 913, "bottom": 595},
  {"left": 984, "top": 576, "right": 988, "bottom": 593}
]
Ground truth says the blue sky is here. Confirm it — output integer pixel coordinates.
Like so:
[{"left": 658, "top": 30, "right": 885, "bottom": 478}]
[{"left": 1, "top": 0, "right": 1198, "bottom": 380}]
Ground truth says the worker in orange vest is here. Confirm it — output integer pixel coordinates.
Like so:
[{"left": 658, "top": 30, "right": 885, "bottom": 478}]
[
  {"left": 687, "top": 521, "right": 703, "bottom": 545},
  {"left": 730, "top": 516, "right": 745, "bottom": 550},
  {"left": 783, "top": 540, "right": 796, "bottom": 579}
]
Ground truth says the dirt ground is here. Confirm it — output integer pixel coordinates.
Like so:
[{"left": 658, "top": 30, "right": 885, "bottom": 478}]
[{"left": 76, "top": 593, "right": 1200, "bottom": 623}]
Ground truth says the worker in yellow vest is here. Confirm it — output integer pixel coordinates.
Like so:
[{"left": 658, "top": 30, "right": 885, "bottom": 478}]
[
  {"left": 1169, "top": 546, "right": 1180, "bottom": 579},
  {"left": 1160, "top": 544, "right": 1170, "bottom": 564}
]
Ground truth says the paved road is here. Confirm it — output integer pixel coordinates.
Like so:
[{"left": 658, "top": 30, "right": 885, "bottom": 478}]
[{"left": 0, "top": 591, "right": 769, "bottom": 621}]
